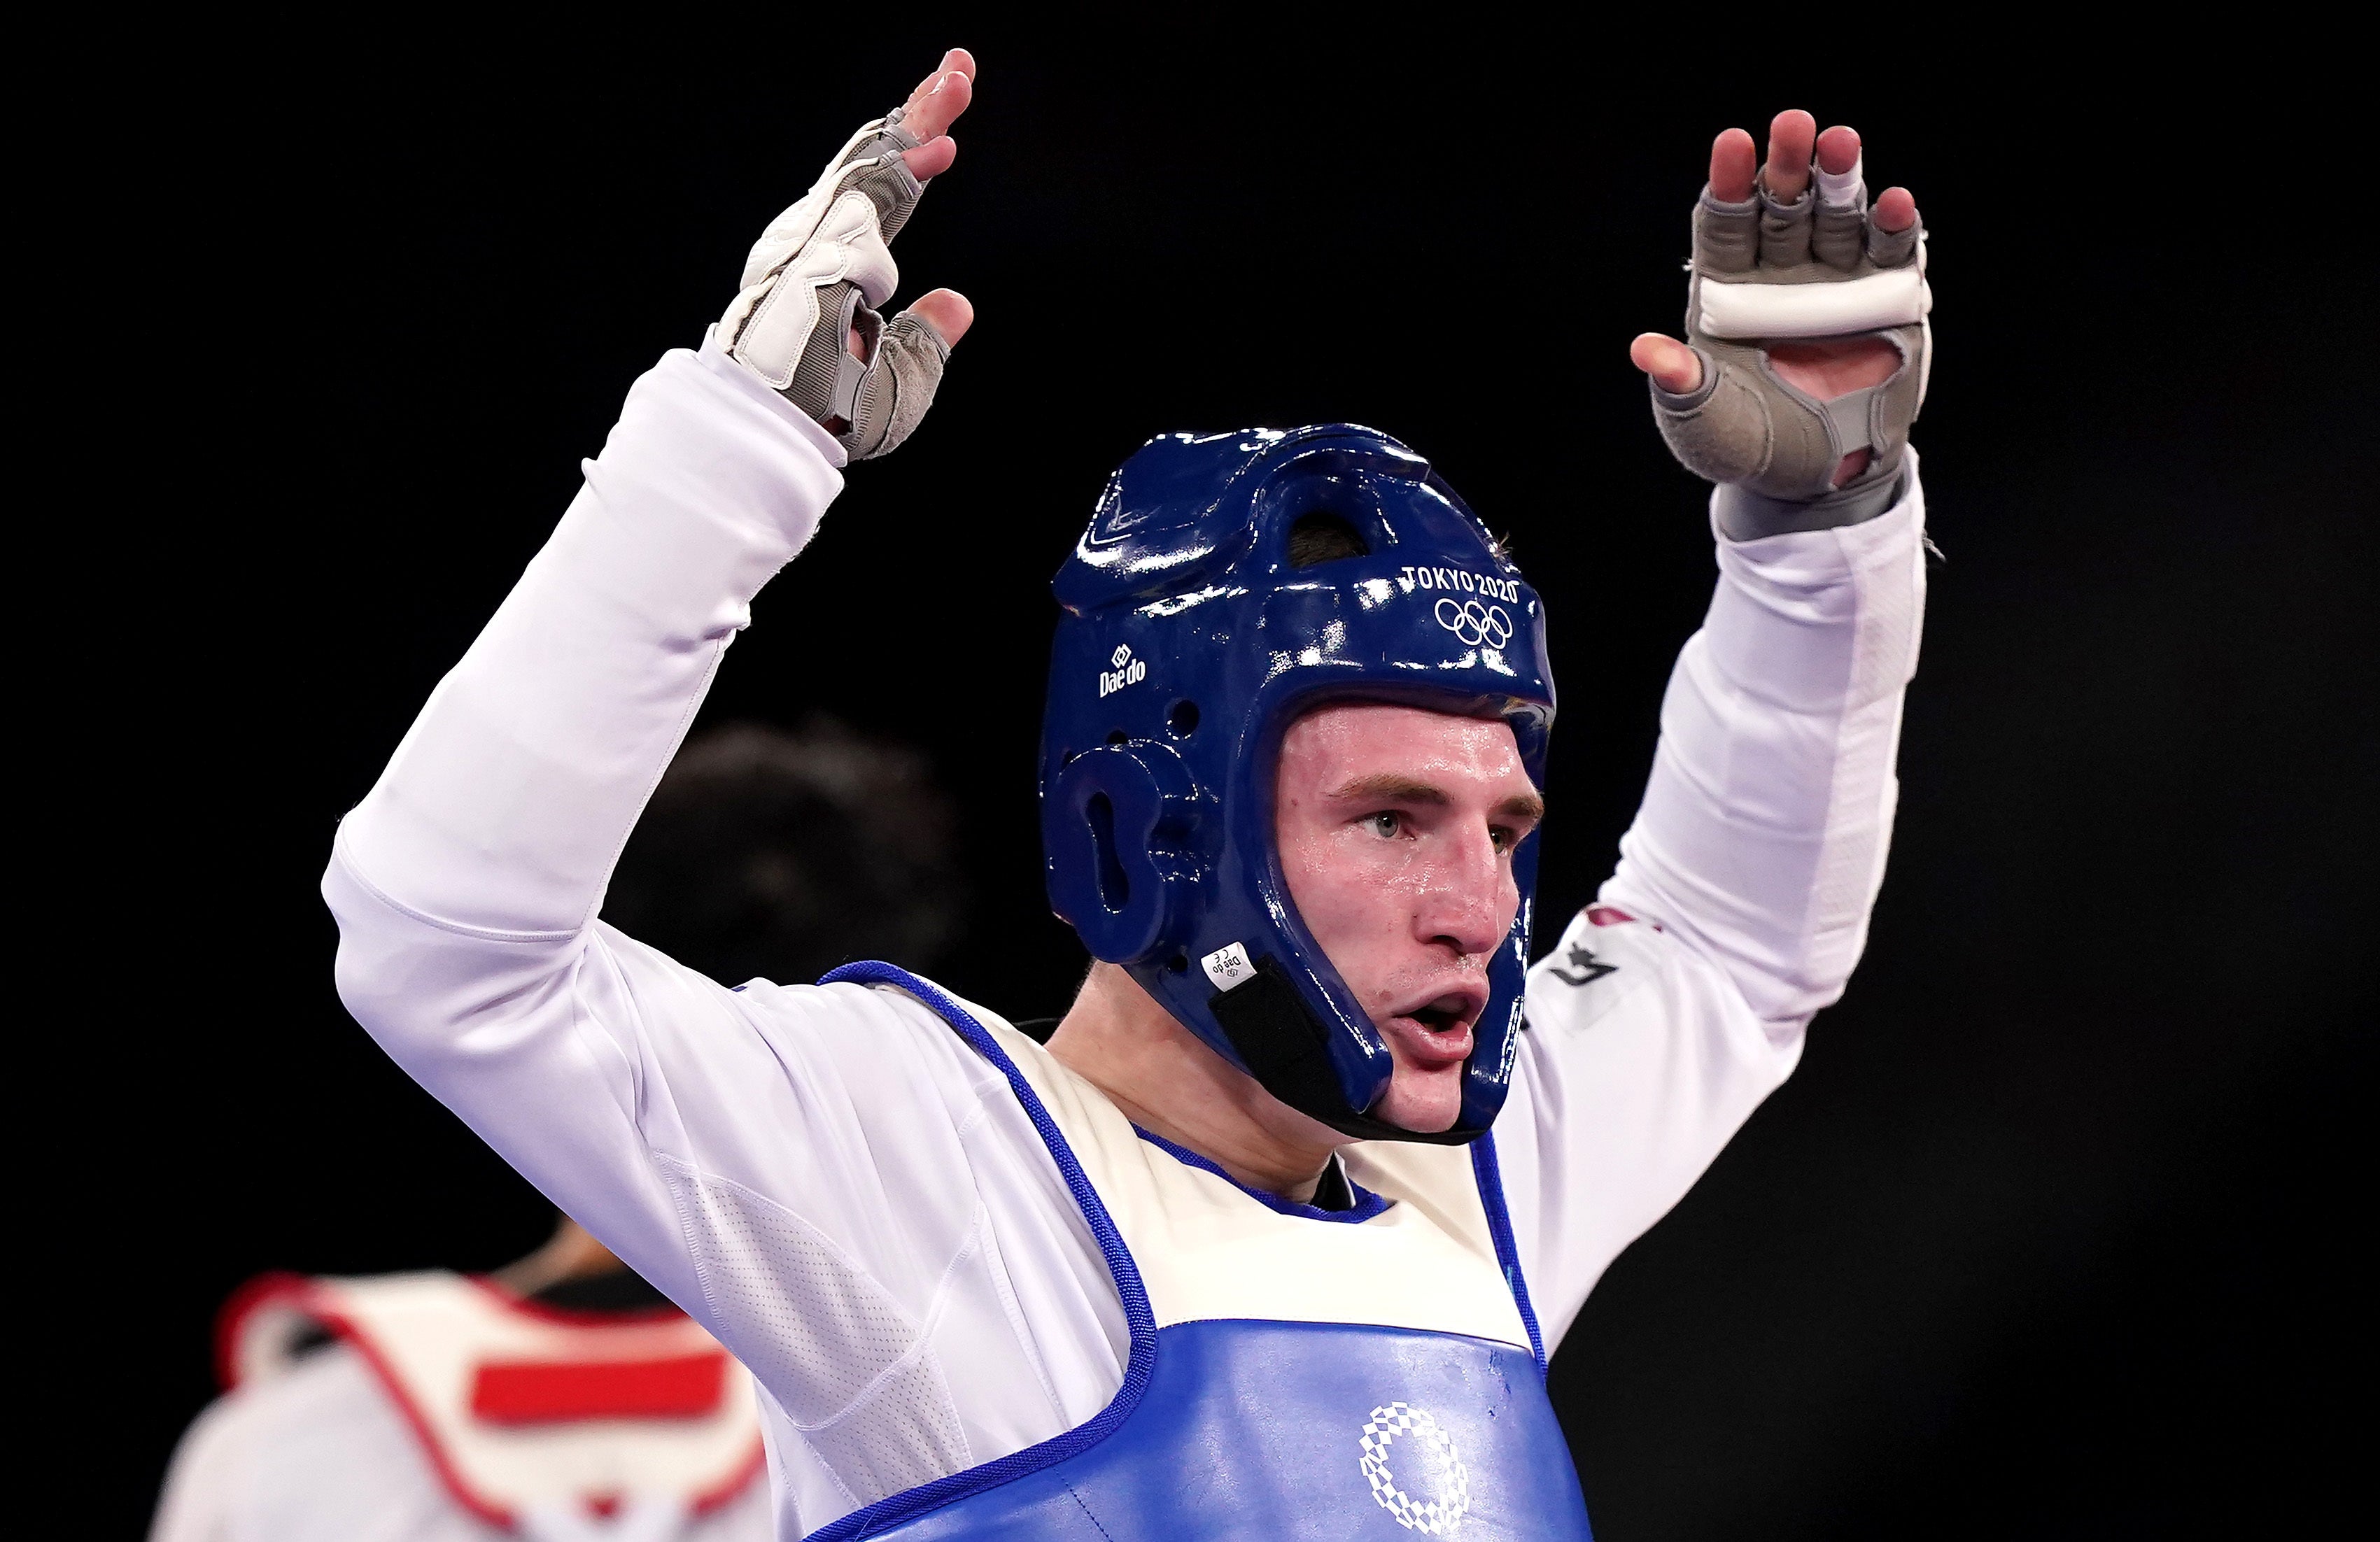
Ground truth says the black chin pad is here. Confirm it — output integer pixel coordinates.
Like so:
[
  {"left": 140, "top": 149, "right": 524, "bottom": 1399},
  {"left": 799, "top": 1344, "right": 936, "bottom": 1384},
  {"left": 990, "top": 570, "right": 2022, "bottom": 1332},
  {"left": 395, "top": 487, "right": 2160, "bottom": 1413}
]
[{"left": 1208, "top": 955, "right": 1480, "bottom": 1147}]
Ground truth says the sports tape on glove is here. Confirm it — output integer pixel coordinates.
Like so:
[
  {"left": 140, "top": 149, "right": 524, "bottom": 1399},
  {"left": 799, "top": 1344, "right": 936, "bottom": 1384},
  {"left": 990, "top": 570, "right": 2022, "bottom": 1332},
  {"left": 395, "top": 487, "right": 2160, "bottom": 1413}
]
[{"left": 1652, "top": 159, "right": 1931, "bottom": 510}]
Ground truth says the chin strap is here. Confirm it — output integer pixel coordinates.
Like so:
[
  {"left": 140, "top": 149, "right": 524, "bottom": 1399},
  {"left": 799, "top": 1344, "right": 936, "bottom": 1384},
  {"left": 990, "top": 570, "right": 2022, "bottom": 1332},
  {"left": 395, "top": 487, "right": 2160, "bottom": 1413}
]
[
  {"left": 1650, "top": 155, "right": 1931, "bottom": 510},
  {"left": 1206, "top": 956, "right": 1481, "bottom": 1147},
  {"left": 719, "top": 108, "right": 952, "bottom": 460}
]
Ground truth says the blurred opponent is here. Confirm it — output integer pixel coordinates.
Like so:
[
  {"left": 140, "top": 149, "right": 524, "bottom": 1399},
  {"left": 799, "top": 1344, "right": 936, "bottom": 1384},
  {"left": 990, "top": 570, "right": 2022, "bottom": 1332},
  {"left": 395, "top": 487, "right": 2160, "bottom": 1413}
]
[{"left": 153, "top": 723, "right": 959, "bottom": 1542}]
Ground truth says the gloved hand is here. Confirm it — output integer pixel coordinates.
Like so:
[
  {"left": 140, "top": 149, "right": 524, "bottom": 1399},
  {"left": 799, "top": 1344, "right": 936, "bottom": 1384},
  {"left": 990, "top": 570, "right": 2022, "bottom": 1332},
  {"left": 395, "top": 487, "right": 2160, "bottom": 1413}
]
[
  {"left": 1637, "top": 113, "right": 1929, "bottom": 523},
  {"left": 721, "top": 53, "right": 976, "bottom": 460}
]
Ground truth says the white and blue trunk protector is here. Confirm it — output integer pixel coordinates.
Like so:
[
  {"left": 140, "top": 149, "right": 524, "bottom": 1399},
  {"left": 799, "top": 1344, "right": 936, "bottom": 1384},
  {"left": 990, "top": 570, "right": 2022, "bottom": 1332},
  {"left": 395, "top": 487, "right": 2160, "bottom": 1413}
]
[{"left": 812, "top": 963, "right": 1593, "bottom": 1540}]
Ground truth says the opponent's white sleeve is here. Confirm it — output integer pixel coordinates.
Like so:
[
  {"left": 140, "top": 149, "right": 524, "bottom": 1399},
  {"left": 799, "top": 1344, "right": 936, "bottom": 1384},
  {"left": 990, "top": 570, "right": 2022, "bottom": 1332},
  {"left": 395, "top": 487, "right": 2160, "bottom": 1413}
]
[
  {"left": 323, "top": 339, "right": 1133, "bottom": 1531},
  {"left": 1498, "top": 463, "right": 1928, "bottom": 1349},
  {"left": 151, "top": 1387, "right": 243, "bottom": 1542}
]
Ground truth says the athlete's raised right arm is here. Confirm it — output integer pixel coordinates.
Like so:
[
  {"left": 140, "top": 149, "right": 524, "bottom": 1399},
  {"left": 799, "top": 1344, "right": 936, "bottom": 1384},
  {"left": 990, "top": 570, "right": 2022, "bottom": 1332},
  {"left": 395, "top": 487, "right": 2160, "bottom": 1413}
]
[
  {"left": 1497, "top": 112, "right": 1934, "bottom": 1345},
  {"left": 322, "top": 59, "right": 979, "bottom": 1307}
]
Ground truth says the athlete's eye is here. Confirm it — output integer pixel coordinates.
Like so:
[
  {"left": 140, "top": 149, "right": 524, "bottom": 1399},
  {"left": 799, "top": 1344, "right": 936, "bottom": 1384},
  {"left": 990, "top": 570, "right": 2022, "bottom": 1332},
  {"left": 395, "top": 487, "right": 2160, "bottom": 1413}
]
[
  {"left": 1365, "top": 811, "right": 1402, "bottom": 839},
  {"left": 1490, "top": 823, "right": 1517, "bottom": 854}
]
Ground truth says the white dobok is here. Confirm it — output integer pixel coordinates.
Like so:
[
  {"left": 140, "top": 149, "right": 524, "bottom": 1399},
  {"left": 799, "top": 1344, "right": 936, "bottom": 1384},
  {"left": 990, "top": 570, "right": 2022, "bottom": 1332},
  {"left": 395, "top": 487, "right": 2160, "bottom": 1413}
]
[{"left": 311, "top": 337, "right": 1925, "bottom": 1537}]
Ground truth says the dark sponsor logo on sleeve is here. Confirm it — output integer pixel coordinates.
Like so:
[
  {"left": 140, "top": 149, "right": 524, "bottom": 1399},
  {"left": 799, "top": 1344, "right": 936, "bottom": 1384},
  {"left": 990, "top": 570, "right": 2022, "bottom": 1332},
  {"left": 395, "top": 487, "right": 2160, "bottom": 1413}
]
[{"left": 1548, "top": 940, "right": 1617, "bottom": 988}]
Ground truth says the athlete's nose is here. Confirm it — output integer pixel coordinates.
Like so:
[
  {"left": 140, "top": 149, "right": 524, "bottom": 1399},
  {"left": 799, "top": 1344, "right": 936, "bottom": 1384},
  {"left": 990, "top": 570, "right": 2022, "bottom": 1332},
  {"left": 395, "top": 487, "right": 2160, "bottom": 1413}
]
[{"left": 1415, "top": 825, "right": 1513, "bottom": 959}]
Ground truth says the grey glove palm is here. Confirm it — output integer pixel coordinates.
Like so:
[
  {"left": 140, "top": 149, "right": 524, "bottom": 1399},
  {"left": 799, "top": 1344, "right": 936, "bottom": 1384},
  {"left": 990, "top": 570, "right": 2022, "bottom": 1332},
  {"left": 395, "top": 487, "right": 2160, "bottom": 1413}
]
[
  {"left": 1654, "top": 158, "right": 1931, "bottom": 507},
  {"left": 721, "top": 110, "right": 950, "bottom": 460}
]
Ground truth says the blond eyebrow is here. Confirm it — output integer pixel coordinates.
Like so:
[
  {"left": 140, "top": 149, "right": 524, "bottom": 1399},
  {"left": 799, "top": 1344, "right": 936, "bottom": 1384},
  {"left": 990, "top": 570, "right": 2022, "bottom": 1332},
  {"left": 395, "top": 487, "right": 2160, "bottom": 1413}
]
[
  {"left": 1496, "top": 791, "right": 1547, "bottom": 823},
  {"left": 1327, "top": 773, "right": 1545, "bottom": 825},
  {"left": 1328, "top": 772, "right": 1449, "bottom": 806}
]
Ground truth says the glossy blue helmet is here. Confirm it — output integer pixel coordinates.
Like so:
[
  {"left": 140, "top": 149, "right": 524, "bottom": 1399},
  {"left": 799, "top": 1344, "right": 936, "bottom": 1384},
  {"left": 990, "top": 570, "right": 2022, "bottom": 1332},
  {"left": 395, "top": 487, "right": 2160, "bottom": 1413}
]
[{"left": 1039, "top": 425, "right": 1556, "bottom": 1143}]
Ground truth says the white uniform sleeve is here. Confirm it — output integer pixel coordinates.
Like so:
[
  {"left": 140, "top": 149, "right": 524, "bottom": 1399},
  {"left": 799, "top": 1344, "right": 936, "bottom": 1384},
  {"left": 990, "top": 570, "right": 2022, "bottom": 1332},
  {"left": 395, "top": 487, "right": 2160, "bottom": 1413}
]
[
  {"left": 150, "top": 1392, "right": 241, "bottom": 1542},
  {"left": 1498, "top": 463, "right": 1928, "bottom": 1349},
  {"left": 335, "top": 336, "right": 845, "bottom": 938},
  {"left": 325, "top": 337, "right": 852, "bottom": 1313},
  {"left": 325, "top": 340, "right": 1135, "bottom": 1527}
]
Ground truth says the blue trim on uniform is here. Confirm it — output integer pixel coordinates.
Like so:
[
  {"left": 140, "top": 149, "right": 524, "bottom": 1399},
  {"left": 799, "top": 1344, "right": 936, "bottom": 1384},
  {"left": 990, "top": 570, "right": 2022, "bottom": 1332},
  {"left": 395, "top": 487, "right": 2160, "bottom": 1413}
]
[
  {"left": 1130, "top": 1125, "right": 1393, "bottom": 1224},
  {"left": 1470, "top": 1131, "right": 1547, "bottom": 1373},
  {"left": 809, "top": 963, "right": 1159, "bottom": 1541}
]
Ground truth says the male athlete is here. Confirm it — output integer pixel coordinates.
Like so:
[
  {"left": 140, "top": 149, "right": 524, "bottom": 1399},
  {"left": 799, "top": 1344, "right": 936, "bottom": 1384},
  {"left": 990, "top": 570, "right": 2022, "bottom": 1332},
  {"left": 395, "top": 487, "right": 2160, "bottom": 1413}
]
[{"left": 328, "top": 50, "right": 1931, "bottom": 1539}]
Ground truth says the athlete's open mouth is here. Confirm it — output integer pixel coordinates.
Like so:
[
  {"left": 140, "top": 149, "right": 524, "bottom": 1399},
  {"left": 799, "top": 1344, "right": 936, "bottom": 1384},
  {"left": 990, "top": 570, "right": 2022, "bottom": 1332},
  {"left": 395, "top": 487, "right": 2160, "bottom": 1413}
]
[
  {"left": 1410, "top": 1001, "right": 1466, "bottom": 1034},
  {"left": 1381, "top": 989, "right": 1484, "bottom": 1070}
]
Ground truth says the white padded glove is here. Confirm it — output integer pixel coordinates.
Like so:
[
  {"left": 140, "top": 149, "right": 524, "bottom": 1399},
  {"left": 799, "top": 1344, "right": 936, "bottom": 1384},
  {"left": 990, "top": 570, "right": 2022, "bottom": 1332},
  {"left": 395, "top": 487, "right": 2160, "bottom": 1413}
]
[
  {"left": 1652, "top": 153, "right": 1931, "bottom": 518},
  {"left": 720, "top": 111, "right": 950, "bottom": 460}
]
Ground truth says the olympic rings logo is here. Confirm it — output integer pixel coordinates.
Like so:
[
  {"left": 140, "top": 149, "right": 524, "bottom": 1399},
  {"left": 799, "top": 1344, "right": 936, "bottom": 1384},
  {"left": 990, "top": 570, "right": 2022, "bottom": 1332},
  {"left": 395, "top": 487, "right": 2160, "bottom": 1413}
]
[
  {"left": 1360, "top": 1402, "right": 1472, "bottom": 1534},
  {"left": 1433, "top": 598, "right": 1513, "bottom": 649}
]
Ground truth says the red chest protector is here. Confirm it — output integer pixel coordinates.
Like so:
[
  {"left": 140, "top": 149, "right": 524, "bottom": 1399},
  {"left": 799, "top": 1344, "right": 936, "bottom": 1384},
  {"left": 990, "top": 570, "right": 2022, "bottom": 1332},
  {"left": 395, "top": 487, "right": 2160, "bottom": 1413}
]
[{"left": 218, "top": 1271, "right": 764, "bottom": 1534}]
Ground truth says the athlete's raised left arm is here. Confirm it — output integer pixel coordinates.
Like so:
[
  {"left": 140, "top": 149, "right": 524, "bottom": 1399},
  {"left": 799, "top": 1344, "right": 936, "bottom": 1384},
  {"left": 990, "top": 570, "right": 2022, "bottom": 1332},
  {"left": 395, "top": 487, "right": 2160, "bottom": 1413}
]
[{"left": 1497, "top": 113, "right": 1933, "bottom": 1345}]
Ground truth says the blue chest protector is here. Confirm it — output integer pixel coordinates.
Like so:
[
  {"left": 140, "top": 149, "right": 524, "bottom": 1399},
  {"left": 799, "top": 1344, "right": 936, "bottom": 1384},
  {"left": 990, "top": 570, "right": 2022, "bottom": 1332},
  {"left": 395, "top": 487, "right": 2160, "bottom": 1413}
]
[{"left": 811, "top": 964, "right": 1593, "bottom": 1541}]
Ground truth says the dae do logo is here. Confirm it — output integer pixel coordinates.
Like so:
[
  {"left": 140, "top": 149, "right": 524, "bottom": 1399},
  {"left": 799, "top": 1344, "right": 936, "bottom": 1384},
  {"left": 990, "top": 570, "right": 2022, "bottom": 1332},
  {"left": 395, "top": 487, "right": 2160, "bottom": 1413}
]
[{"left": 1099, "top": 644, "right": 1148, "bottom": 698}]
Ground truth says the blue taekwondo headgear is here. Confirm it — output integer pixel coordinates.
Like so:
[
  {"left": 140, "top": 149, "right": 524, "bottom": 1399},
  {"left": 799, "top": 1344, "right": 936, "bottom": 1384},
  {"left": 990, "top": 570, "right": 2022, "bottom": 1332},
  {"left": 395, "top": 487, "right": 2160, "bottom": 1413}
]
[{"left": 1039, "top": 425, "right": 1556, "bottom": 1144}]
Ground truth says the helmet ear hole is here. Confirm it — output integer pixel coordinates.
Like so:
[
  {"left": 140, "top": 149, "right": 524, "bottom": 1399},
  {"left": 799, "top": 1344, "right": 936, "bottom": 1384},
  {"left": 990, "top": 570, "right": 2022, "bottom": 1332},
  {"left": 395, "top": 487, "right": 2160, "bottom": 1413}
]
[
  {"left": 1167, "top": 700, "right": 1200, "bottom": 737},
  {"left": 1085, "top": 793, "right": 1131, "bottom": 912},
  {"left": 1286, "top": 511, "right": 1369, "bottom": 567},
  {"left": 1043, "top": 742, "right": 1194, "bottom": 963}
]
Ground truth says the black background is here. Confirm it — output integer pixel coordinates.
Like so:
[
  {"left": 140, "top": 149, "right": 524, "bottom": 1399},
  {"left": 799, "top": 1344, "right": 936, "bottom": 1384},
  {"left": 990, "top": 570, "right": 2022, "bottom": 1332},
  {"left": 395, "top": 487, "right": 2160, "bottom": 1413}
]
[{"left": 109, "top": 20, "right": 2363, "bottom": 1539}]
